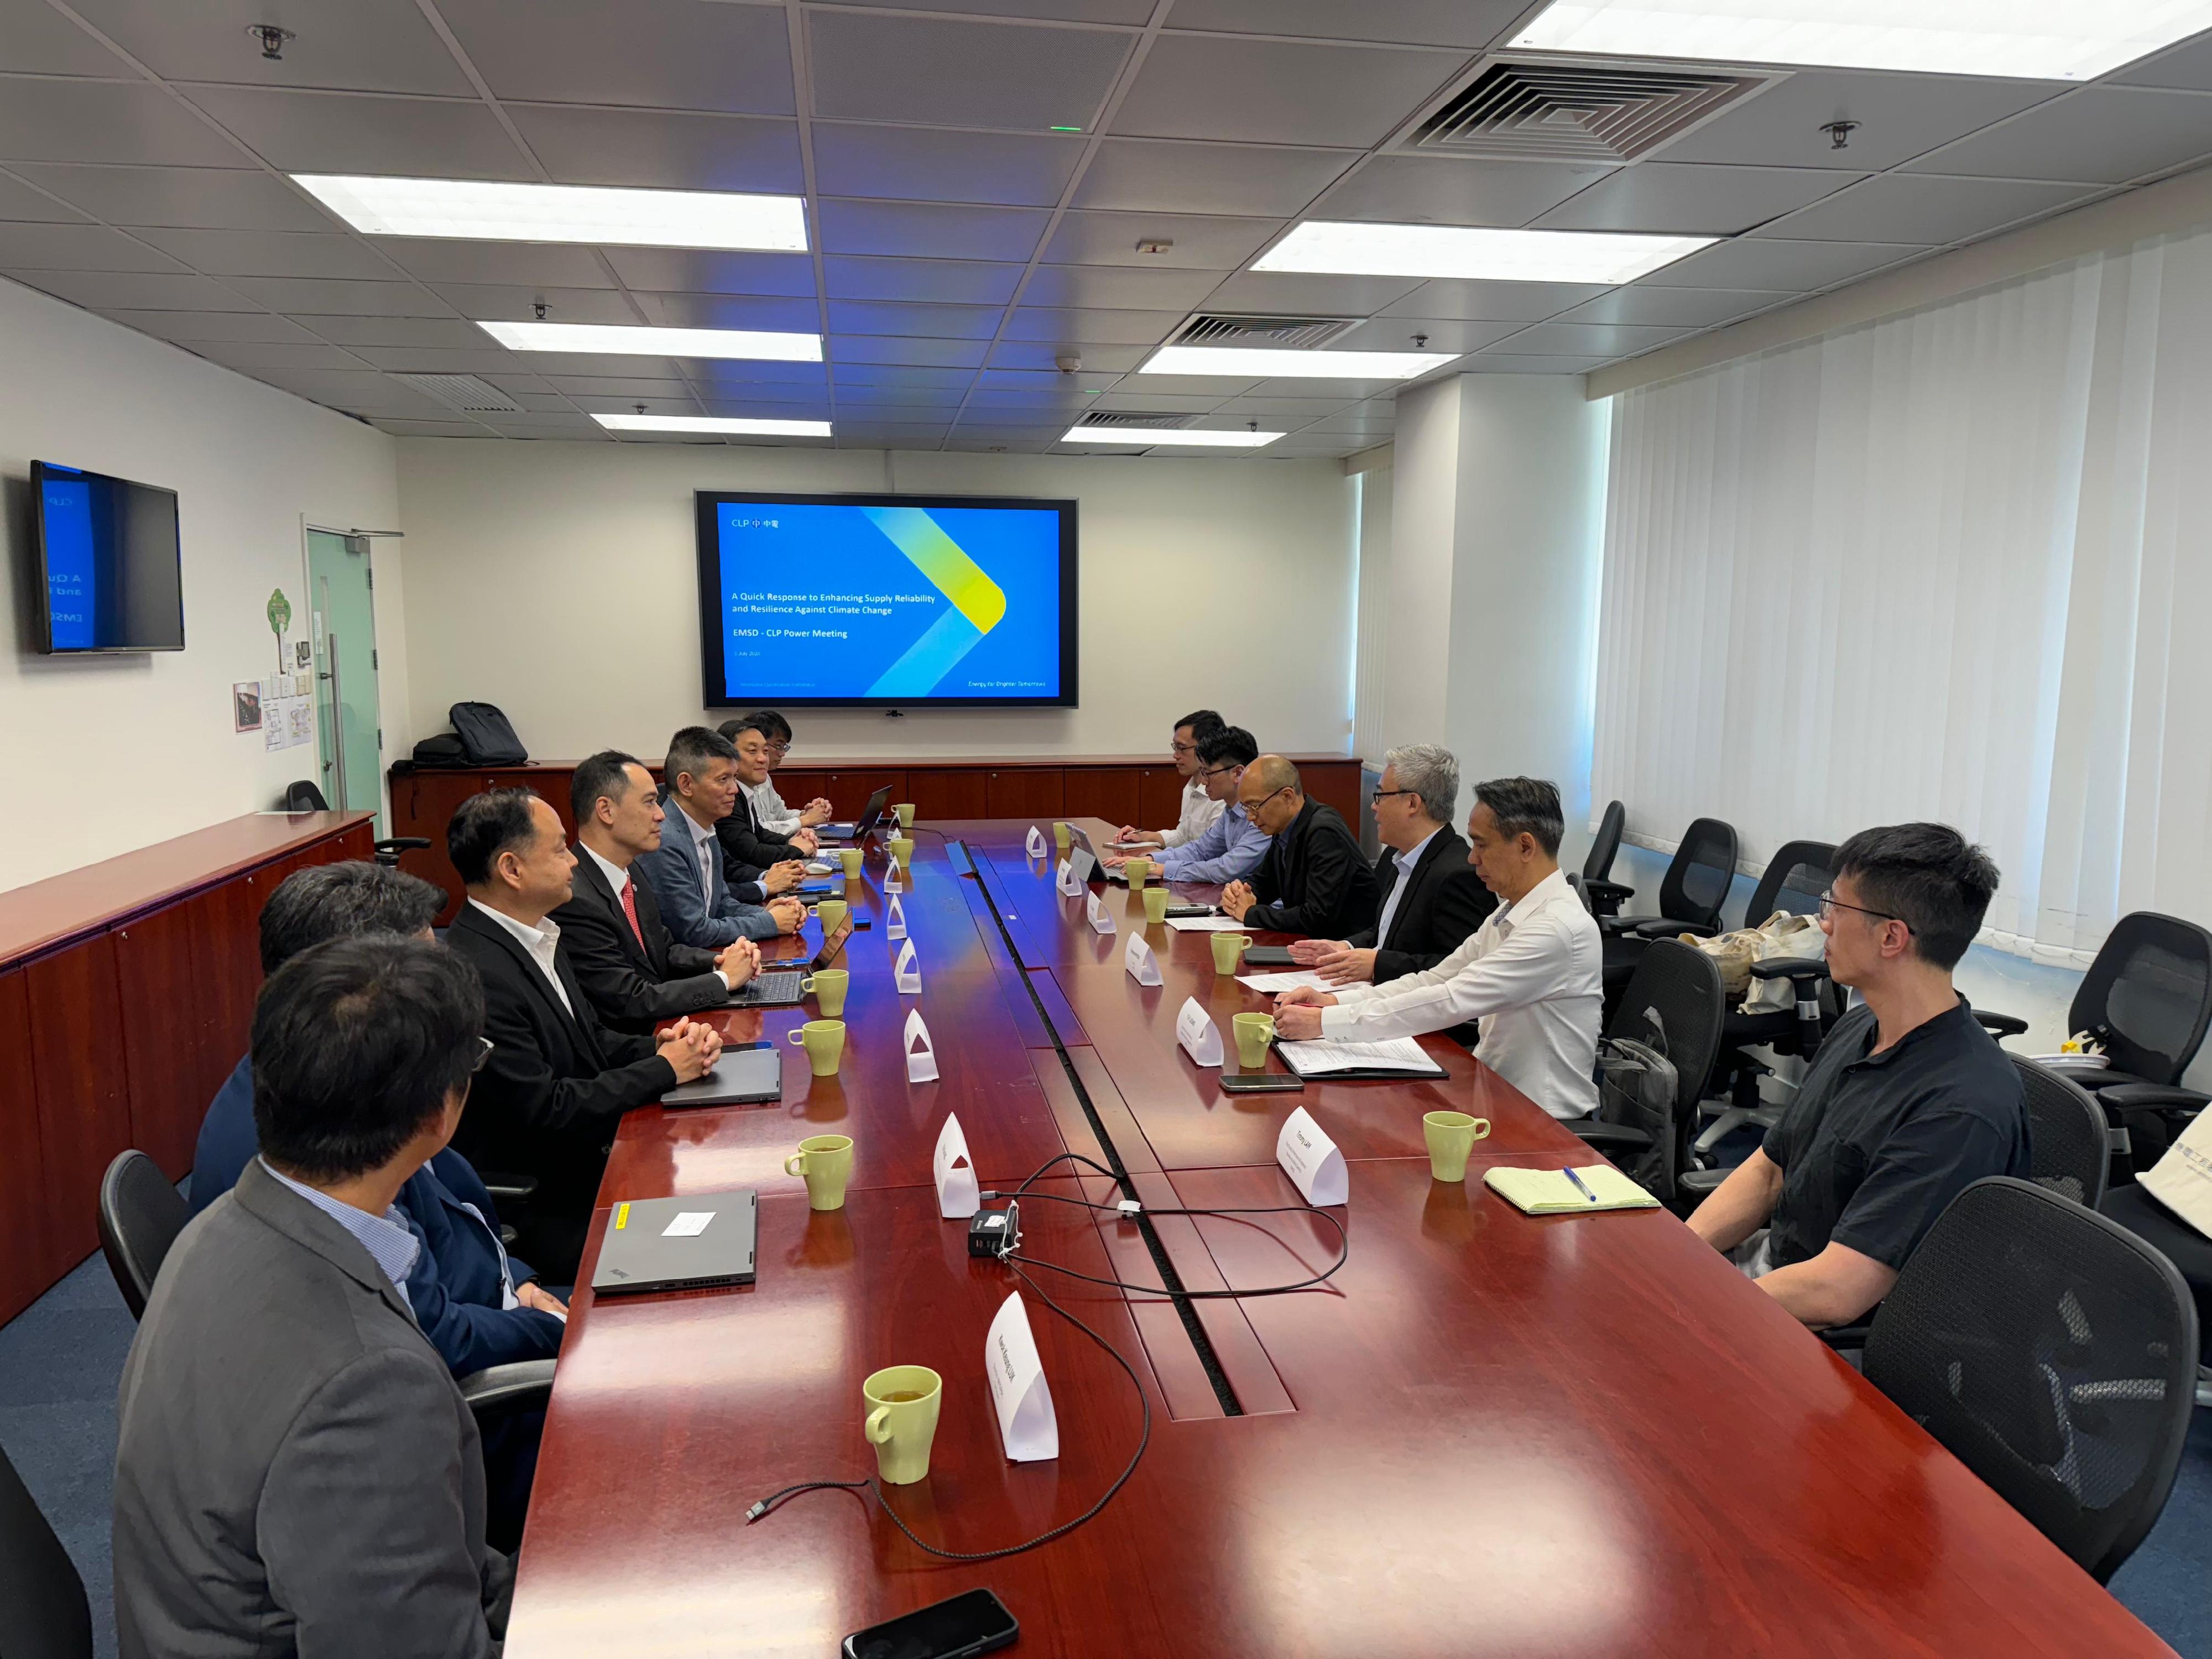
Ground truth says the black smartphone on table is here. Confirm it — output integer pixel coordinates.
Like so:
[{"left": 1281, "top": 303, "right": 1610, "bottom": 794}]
[
  {"left": 1219, "top": 1072, "right": 1305, "bottom": 1094},
  {"left": 842, "top": 1588, "right": 1018, "bottom": 1659}
]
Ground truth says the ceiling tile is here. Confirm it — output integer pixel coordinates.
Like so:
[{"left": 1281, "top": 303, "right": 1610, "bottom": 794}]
[
  {"left": 1043, "top": 208, "right": 1279, "bottom": 268},
  {"left": 1, "top": 1, "right": 124, "bottom": 75},
  {"left": 827, "top": 298, "right": 1006, "bottom": 338},
  {"left": 832, "top": 364, "right": 980, "bottom": 389},
  {"left": 1532, "top": 163, "right": 1861, "bottom": 236},
  {"left": 1488, "top": 321, "right": 1694, "bottom": 354},
  {"left": 606, "top": 248, "right": 818, "bottom": 297},
  {"left": 830, "top": 335, "right": 990, "bottom": 368},
  {"left": 1464, "top": 354, "right": 1605, "bottom": 373},
  {"left": 1166, "top": 0, "right": 1526, "bottom": 47},
  {"left": 1551, "top": 286, "right": 1790, "bottom": 326},
  {"left": 66, "top": 0, "right": 475, "bottom": 96},
  {"left": 181, "top": 87, "right": 531, "bottom": 179},
  {"left": 373, "top": 419, "right": 493, "bottom": 437},
  {"left": 561, "top": 392, "right": 705, "bottom": 415},
  {"left": 228, "top": 275, "right": 454, "bottom": 316},
  {"left": 943, "top": 432, "right": 1055, "bottom": 452},
  {"left": 539, "top": 374, "right": 684, "bottom": 398},
  {"left": 304, "top": 314, "right": 503, "bottom": 347},
  {"left": 681, "top": 358, "right": 828, "bottom": 385},
  {"left": 429, "top": 282, "right": 640, "bottom": 324},
  {"left": 818, "top": 199, "right": 1050, "bottom": 263},
  {"left": 0, "top": 221, "right": 185, "bottom": 272},
  {"left": 822, "top": 255, "right": 1021, "bottom": 304},
  {"left": 437, "top": 0, "right": 795, "bottom": 114},
  {"left": 808, "top": 12, "right": 1131, "bottom": 132},
  {"left": 134, "top": 228, "right": 400, "bottom": 279},
  {"left": 1119, "top": 371, "right": 1265, "bottom": 394},
  {"left": 1018, "top": 263, "right": 1225, "bottom": 309},
  {"left": 0, "top": 169, "right": 89, "bottom": 223},
  {"left": 1376, "top": 277, "right": 1607, "bottom": 320},
  {"left": 1653, "top": 70, "right": 2065, "bottom": 174},
  {"left": 1333, "top": 316, "right": 1522, "bottom": 352},
  {"left": 1900, "top": 87, "right": 2212, "bottom": 185},
  {"left": 97, "top": 307, "right": 323, "bottom": 343},
  {"left": 813, "top": 124, "right": 1083, "bottom": 208},
  {"left": 182, "top": 339, "right": 373, "bottom": 373},
  {"left": 492, "top": 390, "right": 573, "bottom": 411},
  {"left": 1002, "top": 306, "right": 1182, "bottom": 343},
  {"left": 1112, "top": 35, "right": 1464, "bottom": 147},
  {"left": 627, "top": 291, "right": 822, "bottom": 330},
  {"left": 496, "top": 351, "right": 687, "bottom": 378},
  {"left": 1308, "top": 154, "right": 1616, "bottom": 227},
  {"left": 484, "top": 416, "right": 607, "bottom": 436},
  {"left": 1249, "top": 372, "right": 1439, "bottom": 397},
  {"left": 834, "top": 424, "right": 951, "bottom": 441},
  {"left": 1072, "top": 139, "right": 1357, "bottom": 216},
  {"left": 1205, "top": 270, "right": 1430, "bottom": 312},
  {"left": 343, "top": 345, "right": 557, "bottom": 374},
  {"left": 371, "top": 238, "right": 618, "bottom": 288},
  {"left": 1635, "top": 237, "right": 1925, "bottom": 290},
  {"left": 1759, "top": 174, "right": 2101, "bottom": 244},
  {"left": 468, "top": 371, "right": 554, "bottom": 394},
  {"left": 252, "top": 368, "right": 454, "bottom": 416},
  {"left": 6, "top": 267, "right": 255, "bottom": 310},
  {"left": 1087, "top": 390, "right": 1225, "bottom": 410},
  {"left": 7, "top": 163, "right": 335, "bottom": 230},
  {"left": 2115, "top": 33, "right": 2212, "bottom": 91},
  {"left": 504, "top": 106, "right": 802, "bottom": 192},
  {"left": 0, "top": 77, "right": 249, "bottom": 167}
]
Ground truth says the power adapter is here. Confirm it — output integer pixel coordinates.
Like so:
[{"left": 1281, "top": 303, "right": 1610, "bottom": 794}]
[{"left": 968, "top": 1203, "right": 1019, "bottom": 1258}]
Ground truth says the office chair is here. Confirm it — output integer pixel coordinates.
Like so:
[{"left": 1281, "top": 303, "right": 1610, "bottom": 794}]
[
  {"left": 281, "top": 779, "right": 432, "bottom": 869},
  {"left": 1863, "top": 1176, "right": 2197, "bottom": 1583},
  {"left": 1580, "top": 799, "right": 1630, "bottom": 918},
  {"left": 1600, "top": 817, "right": 1738, "bottom": 1020},
  {"left": 2016, "top": 1056, "right": 2114, "bottom": 1211},
  {"left": 1572, "top": 939, "right": 1726, "bottom": 1211},
  {"left": 0, "top": 1437, "right": 92, "bottom": 1659}
]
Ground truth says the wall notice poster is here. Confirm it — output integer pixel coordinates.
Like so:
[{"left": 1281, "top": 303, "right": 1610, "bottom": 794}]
[{"left": 233, "top": 682, "right": 263, "bottom": 733}]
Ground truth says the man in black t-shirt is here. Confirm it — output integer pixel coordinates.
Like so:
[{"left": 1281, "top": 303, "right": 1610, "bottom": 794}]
[{"left": 1687, "top": 823, "right": 2030, "bottom": 1329}]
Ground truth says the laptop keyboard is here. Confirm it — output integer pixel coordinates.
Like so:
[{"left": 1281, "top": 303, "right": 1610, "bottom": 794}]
[{"left": 742, "top": 969, "right": 805, "bottom": 1003}]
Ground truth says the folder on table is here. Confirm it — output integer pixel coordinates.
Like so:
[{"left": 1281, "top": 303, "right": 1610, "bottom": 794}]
[{"left": 1483, "top": 1165, "right": 1658, "bottom": 1215}]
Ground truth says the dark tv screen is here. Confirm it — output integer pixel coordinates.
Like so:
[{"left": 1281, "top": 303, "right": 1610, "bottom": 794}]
[{"left": 31, "top": 459, "right": 184, "bottom": 653}]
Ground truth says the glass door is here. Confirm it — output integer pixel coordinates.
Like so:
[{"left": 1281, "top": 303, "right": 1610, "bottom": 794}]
[{"left": 306, "top": 529, "right": 384, "bottom": 830}]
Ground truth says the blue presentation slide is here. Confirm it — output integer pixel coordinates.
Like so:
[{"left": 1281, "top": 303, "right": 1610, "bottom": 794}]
[
  {"left": 711, "top": 500, "right": 1066, "bottom": 702},
  {"left": 40, "top": 472, "right": 96, "bottom": 650}
]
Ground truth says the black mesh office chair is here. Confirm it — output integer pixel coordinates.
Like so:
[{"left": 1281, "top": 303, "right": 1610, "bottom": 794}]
[
  {"left": 1863, "top": 1177, "right": 2198, "bottom": 1584},
  {"left": 282, "top": 779, "right": 432, "bottom": 869},
  {"left": 1600, "top": 817, "right": 1739, "bottom": 1012},
  {"left": 1572, "top": 939, "right": 1726, "bottom": 1211},
  {"left": 1580, "top": 800, "right": 1630, "bottom": 917},
  {"left": 2016, "top": 1056, "right": 2113, "bottom": 1210},
  {"left": 0, "top": 1437, "right": 92, "bottom": 1659}
]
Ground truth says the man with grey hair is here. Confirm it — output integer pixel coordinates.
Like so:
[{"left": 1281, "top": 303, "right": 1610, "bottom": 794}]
[
  {"left": 1292, "top": 743, "right": 1495, "bottom": 988},
  {"left": 1276, "top": 776, "right": 1603, "bottom": 1118}
]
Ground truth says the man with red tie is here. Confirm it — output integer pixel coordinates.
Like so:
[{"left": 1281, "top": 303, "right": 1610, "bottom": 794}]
[{"left": 552, "top": 749, "right": 763, "bottom": 1035}]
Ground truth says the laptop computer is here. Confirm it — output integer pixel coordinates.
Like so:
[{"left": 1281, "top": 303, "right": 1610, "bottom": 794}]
[
  {"left": 660, "top": 1044, "right": 785, "bottom": 1108},
  {"left": 591, "top": 1190, "right": 758, "bottom": 1296},
  {"left": 726, "top": 911, "right": 855, "bottom": 1008},
  {"left": 1063, "top": 826, "right": 1102, "bottom": 886},
  {"left": 818, "top": 785, "right": 891, "bottom": 842}
]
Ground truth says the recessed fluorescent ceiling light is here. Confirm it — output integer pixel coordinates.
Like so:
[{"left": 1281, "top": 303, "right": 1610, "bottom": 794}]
[
  {"left": 594, "top": 414, "right": 832, "bottom": 437},
  {"left": 1256, "top": 222, "right": 1713, "bottom": 285},
  {"left": 1511, "top": 0, "right": 2212, "bottom": 81},
  {"left": 291, "top": 175, "right": 807, "bottom": 250},
  {"left": 1140, "top": 345, "right": 1457, "bottom": 380},
  {"left": 1060, "top": 426, "right": 1283, "bottom": 447},
  {"left": 479, "top": 322, "right": 822, "bottom": 361}
]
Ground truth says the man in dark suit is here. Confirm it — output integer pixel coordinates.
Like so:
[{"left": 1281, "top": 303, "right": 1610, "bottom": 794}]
[
  {"left": 445, "top": 787, "right": 721, "bottom": 1279},
  {"left": 555, "top": 749, "right": 764, "bottom": 1035},
  {"left": 717, "top": 714, "right": 820, "bottom": 898},
  {"left": 1220, "top": 754, "right": 1380, "bottom": 938},
  {"left": 117, "top": 937, "right": 511, "bottom": 1658},
  {"left": 1292, "top": 743, "right": 1495, "bottom": 987}
]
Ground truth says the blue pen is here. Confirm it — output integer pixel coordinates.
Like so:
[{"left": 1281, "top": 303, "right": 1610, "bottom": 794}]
[{"left": 1563, "top": 1166, "right": 1599, "bottom": 1203}]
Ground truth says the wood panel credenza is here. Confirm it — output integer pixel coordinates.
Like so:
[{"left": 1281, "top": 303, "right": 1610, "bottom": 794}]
[{"left": 0, "top": 811, "right": 375, "bottom": 1323}]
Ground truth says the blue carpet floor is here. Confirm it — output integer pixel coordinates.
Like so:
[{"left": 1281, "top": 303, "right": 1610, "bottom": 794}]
[{"left": 3, "top": 1248, "right": 2205, "bottom": 1657}]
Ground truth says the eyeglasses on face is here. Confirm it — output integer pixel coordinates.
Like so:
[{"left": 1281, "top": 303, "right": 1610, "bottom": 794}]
[
  {"left": 1245, "top": 784, "right": 1293, "bottom": 814},
  {"left": 472, "top": 1036, "right": 494, "bottom": 1074},
  {"left": 1171, "top": 740, "right": 1198, "bottom": 757},
  {"left": 1819, "top": 891, "right": 1903, "bottom": 926},
  {"left": 1372, "top": 788, "right": 1418, "bottom": 804}
]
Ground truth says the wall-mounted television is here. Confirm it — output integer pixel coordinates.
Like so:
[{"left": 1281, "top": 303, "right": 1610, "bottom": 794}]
[
  {"left": 695, "top": 490, "right": 1077, "bottom": 709},
  {"left": 29, "top": 460, "right": 184, "bottom": 653}
]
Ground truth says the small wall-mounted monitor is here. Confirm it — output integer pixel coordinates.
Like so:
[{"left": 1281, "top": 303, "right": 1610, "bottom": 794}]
[
  {"left": 695, "top": 489, "right": 1078, "bottom": 708},
  {"left": 29, "top": 460, "right": 185, "bottom": 653}
]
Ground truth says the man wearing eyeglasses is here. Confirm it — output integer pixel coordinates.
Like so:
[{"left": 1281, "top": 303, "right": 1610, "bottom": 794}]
[
  {"left": 1114, "top": 708, "right": 1226, "bottom": 851},
  {"left": 1109, "top": 724, "right": 1271, "bottom": 884},
  {"left": 1686, "top": 823, "right": 2028, "bottom": 1329},
  {"left": 1218, "top": 754, "right": 1379, "bottom": 940},
  {"left": 738, "top": 708, "right": 834, "bottom": 835}
]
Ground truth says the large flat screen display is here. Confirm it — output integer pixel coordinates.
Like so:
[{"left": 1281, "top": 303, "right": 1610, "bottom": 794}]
[
  {"left": 30, "top": 460, "right": 184, "bottom": 653},
  {"left": 695, "top": 491, "right": 1077, "bottom": 708}
]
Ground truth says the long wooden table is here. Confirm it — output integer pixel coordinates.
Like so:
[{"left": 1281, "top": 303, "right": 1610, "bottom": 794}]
[{"left": 505, "top": 820, "right": 2177, "bottom": 1658}]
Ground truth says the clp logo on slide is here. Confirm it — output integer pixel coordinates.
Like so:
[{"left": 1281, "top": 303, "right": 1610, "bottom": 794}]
[{"left": 858, "top": 507, "right": 1007, "bottom": 698}]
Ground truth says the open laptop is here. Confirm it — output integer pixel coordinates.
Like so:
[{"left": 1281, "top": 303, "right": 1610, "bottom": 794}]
[
  {"left": 817, "top": 785, "right": 891, "bottom": 842},
  {"left": 591, "top": 1190, "right": 758, "bottom": 1296},
  {"left": 1063, "top": 826, "right": 1102, "bottom": 886},
  {"left": 726, "top": 911, "right": 855, "bottom": 1008}
]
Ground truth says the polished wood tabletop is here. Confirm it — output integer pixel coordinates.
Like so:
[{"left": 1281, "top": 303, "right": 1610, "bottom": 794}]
[{"left": 507, "top": 818, "right": 2177, "bottom": 1659}]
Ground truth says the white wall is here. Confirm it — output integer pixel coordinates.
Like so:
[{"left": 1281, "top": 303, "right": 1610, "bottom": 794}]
[
  {"left": 392, "top": 440, "right": 1357, "bottom": 763},
  {"left": 0, "top": 276, "right": 402, "bottom": 893}
]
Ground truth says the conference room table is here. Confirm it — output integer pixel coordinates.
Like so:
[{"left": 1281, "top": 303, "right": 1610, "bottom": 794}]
[{"left": 503, "top": 820, "right": 2177, "bottom": 1658}]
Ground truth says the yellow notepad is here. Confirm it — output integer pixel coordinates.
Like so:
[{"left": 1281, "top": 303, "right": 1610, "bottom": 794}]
[{"left": 1483, "top": 1164, "right": 1660, "bottom": 1215}]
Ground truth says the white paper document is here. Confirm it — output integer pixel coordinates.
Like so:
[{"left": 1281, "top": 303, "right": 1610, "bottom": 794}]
[
  {"left": 1175, "top": 997, "right": 1224, "bottom": 1068},
  {"left": 661, "top": 1212, "right": 714, "bottom": 1238},
  {"left": 1237, "top": 969, "right": 1333, "bottom": 993},
  {"left": 886, "top": 893, "right": 907, "bottom": 941},
  {"left": 1276, "top": 1036, "right": 1447, "bottom": 1078},
  {"left": 1086, "top": 891, "right": 1116, "bottom": 935},
  {"left": 1165, "top": 914, "right": 1248, "bottom": 932},
  {"left": 985, "top": 1292, "right": 1059, "bottom": 1462},
  {"left": 904, "top": 1008, "right": 939, "bottom": 1084},
  {"left": 1124, "top": 933, "right": 1162, "bottom": 987},
  {"left": 934, "top": 1113, "right": 978, "bottom": 1218},
  {"left": 895, "top": 938, "right": 922, "bottom": 994},
  {"left": 1025, "top": 826, "right": 1047, "bottom": 858},
  {"left": 1275, "top": 1107, "right": 1348, "bottom": 1207}
]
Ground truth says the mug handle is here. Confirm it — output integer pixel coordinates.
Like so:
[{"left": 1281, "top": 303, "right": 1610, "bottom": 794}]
[
  {"left": 784, "top": 1153, "right": 808, "bottom": 1176},
  {"left": 864, "top": 1406, "right": 894, "bottom": 1445},
  {"left": 786, "top": 1029, "right": 808, "bottom": 1046},
  {"left": 1470, "top": 1118, "right": 1492, "bottom": 1140},
  {"left": 799, "top": 975, "right": 816, "bottom": 993}
]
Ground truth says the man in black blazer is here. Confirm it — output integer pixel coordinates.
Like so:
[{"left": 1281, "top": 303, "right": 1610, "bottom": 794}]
[
  {"left": 1293, "top": 744, "right": 1496, "bottom": 987},
  {"left": 444, "top": 787, "right": 721, "bottom": 1278},
  {"left": 554, "top": 750, "right": 766, "bottom": 1035},
  {"left": 714, "top": 714, "right": 813, "bottom": 901},
  {"left": 1220, "top": 755, "right": 1380, "bottom": 939}
]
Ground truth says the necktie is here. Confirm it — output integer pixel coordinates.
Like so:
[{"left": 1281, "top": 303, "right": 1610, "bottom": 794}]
[{"left": 619, "top": 877, "right": 646, "bottom": 950}]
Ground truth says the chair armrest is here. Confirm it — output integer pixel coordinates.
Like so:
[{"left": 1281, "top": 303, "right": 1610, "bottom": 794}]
[
  {"left": 2098, "top": 1083, "right": 2210, "bottom": 1113},
  {"left": 1818, "top": 1322, "right": 1872, "bottom": 1353},
  {"left": 1570, "top": 1122, "right": 1653, "bottom": 1151},
  {"left": 374, "top": 836, "right": 432, "bottom": 853},
  {"left": 1582, "top": 879, "right": 1634, "bottom": 921},
  {"left": 457, "top": 1359, "right": 556, "bottom": 1417},
  {"left": 1631, "top": 917, "right": 1714, "bottom": 938},
  {"left": 1749, "top": 956, "right": 1828, "bottom": 982},
  {"left": 1971, "top": 1009, "right": 2029, "bottom": 1039},
  {"left": 477, "top": 1172, "right": 538, "bottom": 1205},
  {"left": 1598, "top": 914, "right": 1647, "bottom": 936}
]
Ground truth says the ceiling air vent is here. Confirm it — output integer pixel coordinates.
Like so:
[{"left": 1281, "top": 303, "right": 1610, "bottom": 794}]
[
  {"left": 1077, "top": 410, "right": 1202, "bottom": 429},
  {"left": 1173, "top": 314, "right": 1358, "bottom": 350},
  {"left": 1400, "top": 58, "right": 1778, "bottom": 164},
  {"left": 392, "top": 373, "right": 522, "bottom": 415}
]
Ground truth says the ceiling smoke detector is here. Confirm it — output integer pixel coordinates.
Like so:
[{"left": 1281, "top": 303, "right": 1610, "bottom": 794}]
[{"left": 247, "top": 23, "right": 294, "bottom": 60}]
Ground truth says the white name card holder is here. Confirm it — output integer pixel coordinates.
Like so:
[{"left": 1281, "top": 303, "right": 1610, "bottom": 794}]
[
  {"left": 934, "top": 1112, "right": 978, "bottom": 1218},
  {"left": 1086, "top": 891, "right": 1116, "bottom": 936},
  {"left": 1025, "top": 826, "right": 1047, "bottom": 859},
  {"left": 895, "top": 938, "right": 922, "bottom": 994},
  {"left": 1124, "top": 933, "right": 1162, "bottom": 987},
  {"left": 1056, "top": 858, "right": 1081, "bottom": 896},
  {"left": 1276, "top": 1105, "right": 1349, "bottom": 1207},
  {"left": 886, "top": 893, "right": 907, "bottom": 941},
  {"left": 1175, "top": 998, "right": 1224, "bottom": 1068},
  {"left": 985, "top": 1292, "right": 1059, "bottom": 1462},
  {"left": 904, "top": 1009, "right": 940, "bottom": 1084},
  {"left": 885, "top": 865, "right": 905, "bottom": 894}
]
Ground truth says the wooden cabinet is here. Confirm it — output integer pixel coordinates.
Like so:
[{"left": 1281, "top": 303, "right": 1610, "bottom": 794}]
[
  {"left": 904, "top": 768, "right": 988, "bottom": 820},
  {"left": 1061, "top": 767, "right": 1138, "bottom": 825},
  {"left": 0, "top": 971, "right": 57, "bottom": 1324},
  {"left": 29, "top": 935, "right": 133, "bottom": 1270},
  {"left": 115, "top": 901, "right": 210, "bottom": 1181},
  {"left": 1135, "top": 764, "right": 1188, "bottom": 828},
  {"left": 984, "top": 768, "right": 1063, "bottom": 819}
]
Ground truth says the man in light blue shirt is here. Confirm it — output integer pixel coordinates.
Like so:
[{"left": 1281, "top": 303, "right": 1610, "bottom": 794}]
[{"left": 1110, "top": 725, "right": 1270, "bottom": 886}]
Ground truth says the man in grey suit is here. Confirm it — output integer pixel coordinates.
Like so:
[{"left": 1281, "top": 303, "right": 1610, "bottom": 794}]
[
  {"left": 634, "top": 724, "right": 804, "bottom": 949},
  {"left": 114, "top": 935, "right": 513, "bottom": 1658}
]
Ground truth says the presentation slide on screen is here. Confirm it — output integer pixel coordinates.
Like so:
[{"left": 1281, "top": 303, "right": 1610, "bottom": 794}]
[
  {"left": 40, "top": 473, "right": 96, "bottom": 650},
  {"left": 710, "top": 501, "right": 1066, "bottom": 702}
]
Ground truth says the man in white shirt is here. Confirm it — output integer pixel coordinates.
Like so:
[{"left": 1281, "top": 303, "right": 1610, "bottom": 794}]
[
  {"left": 1274, "top": 776, "right": 1602, "bottom": 1119},
  {"left": 1114, "top": 708, "right": 1225, "bottom": 851},
  {"left": 736, "top": 709, "right": 832, "bottom": 836}
]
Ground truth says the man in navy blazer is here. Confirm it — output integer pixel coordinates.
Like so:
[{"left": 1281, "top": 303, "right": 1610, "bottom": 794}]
[{"left": 634, "top": 725, "right": 804, "bottom": 949}]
